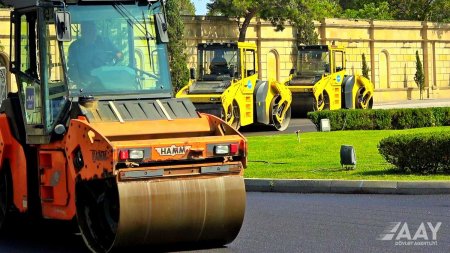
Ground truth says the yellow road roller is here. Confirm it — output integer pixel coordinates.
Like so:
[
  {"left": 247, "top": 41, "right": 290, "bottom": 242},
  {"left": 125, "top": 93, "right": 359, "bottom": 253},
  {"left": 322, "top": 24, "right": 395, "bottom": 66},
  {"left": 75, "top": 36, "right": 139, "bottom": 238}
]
[
  {"left": 0, "top": 0, "right": 246, "bottom": 252},
  {"left": 176, "top": 42, "right": 292, "bottom": 131},
  {"left": 286, "top": 44, "right": 374, "bottom": 115}
]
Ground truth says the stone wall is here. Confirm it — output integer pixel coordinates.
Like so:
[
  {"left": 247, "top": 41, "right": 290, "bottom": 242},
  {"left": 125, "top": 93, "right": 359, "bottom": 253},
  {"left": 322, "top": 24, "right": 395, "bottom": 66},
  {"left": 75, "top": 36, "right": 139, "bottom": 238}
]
[
  {"left": 1, "top": 8, "right": 449, "bottom": 102},
  {"left": 183, "top": 16, "right": 450, "bottom": 102}
]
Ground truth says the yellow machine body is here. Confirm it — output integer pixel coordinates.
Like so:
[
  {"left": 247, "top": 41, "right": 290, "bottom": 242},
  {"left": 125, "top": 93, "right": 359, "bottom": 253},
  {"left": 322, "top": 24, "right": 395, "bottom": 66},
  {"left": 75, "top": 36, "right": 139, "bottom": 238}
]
[
  {"left": 286, "top": 45, "right": 374, "bottom": 115},
  {"left": 177, "top": 42, "right": 292, "bottom": 131}
]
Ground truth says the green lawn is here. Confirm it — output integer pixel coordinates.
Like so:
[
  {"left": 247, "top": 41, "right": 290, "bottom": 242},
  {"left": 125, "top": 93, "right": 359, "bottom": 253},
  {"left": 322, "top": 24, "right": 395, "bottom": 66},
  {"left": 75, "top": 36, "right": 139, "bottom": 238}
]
[{"left": 245, "top": 126, "right": 450, "bottom": 180}]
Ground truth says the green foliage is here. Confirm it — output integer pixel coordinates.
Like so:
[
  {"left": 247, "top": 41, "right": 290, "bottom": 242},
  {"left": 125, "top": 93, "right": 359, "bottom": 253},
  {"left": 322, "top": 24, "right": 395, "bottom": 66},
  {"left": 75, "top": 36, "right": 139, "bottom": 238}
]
[
  {"left": 340, "top": 0, "right": 450, "bottom": 22},
  {"left": 166, "top": 0, "right": 189, "bottom": 90},
  {"left": 342, "top": 2, "right": 394, "bottom": 20},
  {"left": 427, "top": 0, "right": 450, "bottom": 22},
  {"left": 307, "top": 107, "right": 450, "bottom": 131},
  {"left": 179, "top": 0, "right": 195, "bottom": 15},
  {"left": 389, "top": 0, "right": 448, "bottom": 22},
  {"left": 414, "top": 51, "right": 425, "bottom": 100},
  {"left": 378, "top": 132, "right": 450, "bottom": 174},
  {"left": 339, "top": 0, "right": 386, "bottom": 10},
  {"left": 361, "top": 53, "right": 370, "bottom": 80},
  {"left": 297, "top": 19, "right": 318, "bottom": 45},
  {"left": 207, "top": 0, "right": 338, "bottom": 43},
  {"left": 431, "top": 107, "right": 450, "bottom": 126}
]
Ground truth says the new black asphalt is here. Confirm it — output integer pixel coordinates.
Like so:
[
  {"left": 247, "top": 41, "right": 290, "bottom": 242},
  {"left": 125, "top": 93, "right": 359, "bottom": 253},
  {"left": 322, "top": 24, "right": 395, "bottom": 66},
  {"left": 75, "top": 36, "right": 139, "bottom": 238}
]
[{"left": 1, "top": 192, "right": 449, "bottom": 253}]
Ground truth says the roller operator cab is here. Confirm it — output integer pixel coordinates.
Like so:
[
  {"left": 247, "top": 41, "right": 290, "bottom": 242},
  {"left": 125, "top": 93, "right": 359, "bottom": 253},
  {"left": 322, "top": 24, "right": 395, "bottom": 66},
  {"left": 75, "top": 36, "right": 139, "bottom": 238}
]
[
  {"left": 0, "top": 1, "right": 247, "bottom": 252},
  {"left": 286, "top": 45, "right": 374, "bottom": 116},
  {"left": 176, "top": 42, "right": 292, "bottom": 131}
]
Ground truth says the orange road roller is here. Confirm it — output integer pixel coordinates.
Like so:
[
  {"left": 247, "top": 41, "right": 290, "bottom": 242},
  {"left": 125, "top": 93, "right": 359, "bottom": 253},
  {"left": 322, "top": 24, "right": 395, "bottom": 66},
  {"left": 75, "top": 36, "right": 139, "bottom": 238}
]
[{"left": 0, "top": 0, "right": 247, "bottom": 252}]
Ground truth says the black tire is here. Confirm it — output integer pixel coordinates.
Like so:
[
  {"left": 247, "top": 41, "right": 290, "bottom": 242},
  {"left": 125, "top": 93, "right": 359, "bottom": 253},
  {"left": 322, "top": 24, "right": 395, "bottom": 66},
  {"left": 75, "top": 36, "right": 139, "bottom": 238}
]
[
  {"left": 270, "top": 95, "right": 291, "bottom": 131},
  {"left": 323, "top": 93, "right": 330, "bottom": 110},
  {"left": 223, "top": 101, "right": 240, "bottom": 130},
  {"left": 315, "top": 92, "right": 330, "bottom": 111},
  {"left": 355, "top": 87, "right": 371, "bottom": 109},
  {"left": 0, "top": 168, "right": 11, "bottom": 232},
  {"left": 76, "top": 179, "right": 119, "bottom": 253}
]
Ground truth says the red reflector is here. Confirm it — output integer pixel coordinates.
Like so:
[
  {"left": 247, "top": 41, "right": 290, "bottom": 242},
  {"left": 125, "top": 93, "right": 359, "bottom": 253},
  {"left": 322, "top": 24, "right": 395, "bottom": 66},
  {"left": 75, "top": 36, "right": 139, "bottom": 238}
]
[
  {"left": 119, "top": 150, "right": 129, "bottom": 160},
  {"left": 230, "top": 143, "right": 239, "bottom": 153}
]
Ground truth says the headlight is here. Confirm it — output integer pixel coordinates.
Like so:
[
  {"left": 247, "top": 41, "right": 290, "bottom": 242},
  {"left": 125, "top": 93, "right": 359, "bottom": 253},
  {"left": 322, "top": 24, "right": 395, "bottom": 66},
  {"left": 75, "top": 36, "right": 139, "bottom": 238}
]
[
  {"left": 214, "top": 145, "right": 230, "bottom": 155},
  {"left": 213, "top": 143, "right": 239, "bottom": 155},
  {"left": 129, "top": 149, "right": 144, "bottom": 159}
]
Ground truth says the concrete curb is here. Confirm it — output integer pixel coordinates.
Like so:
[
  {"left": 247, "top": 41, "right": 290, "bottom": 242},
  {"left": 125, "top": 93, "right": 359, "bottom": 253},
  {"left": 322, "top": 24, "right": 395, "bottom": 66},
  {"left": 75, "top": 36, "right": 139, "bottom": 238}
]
[{"left": 245, "top": 179, "right": 450, "bottom": 195}]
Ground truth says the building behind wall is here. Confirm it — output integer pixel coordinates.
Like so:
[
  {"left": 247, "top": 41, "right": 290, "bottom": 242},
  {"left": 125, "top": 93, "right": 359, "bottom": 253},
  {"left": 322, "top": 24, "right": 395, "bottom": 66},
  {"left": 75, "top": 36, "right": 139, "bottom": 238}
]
[{"left": 183, "top": 16, "right": 450, "bottom": 103}]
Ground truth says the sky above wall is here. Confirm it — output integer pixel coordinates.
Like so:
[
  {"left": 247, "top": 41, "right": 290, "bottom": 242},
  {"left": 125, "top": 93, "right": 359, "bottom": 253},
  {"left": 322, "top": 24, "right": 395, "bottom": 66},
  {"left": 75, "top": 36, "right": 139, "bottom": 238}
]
[{"left": 192, "top": 0, "right": 209, "bottom": 15}]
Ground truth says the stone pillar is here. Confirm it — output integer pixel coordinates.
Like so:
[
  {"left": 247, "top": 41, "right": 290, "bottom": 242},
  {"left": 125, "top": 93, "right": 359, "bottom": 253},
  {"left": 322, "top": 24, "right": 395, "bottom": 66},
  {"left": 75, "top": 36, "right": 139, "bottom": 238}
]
[
  {"left": 256, "top": 18, "right": 262, "bottom": 80},
  {"left": 421, "top": 22, "right": 430, "bottom": 97},
  {"left": 319, "top": 19, "right": 327, "bottom": 45},
  {"left": 369, "top": 20, "right": 376, "bottom": 86},
  {"left": 195, "top": 17, "right": 202, "bottom": 46}
]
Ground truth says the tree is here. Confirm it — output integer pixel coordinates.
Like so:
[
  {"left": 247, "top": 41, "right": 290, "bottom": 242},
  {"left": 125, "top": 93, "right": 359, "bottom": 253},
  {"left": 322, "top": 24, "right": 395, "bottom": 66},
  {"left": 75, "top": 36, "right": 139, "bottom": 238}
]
[
  {"left": 391, "top": 0, "right": 450, "bottom": 22},
  {"left": 338, "top": 0, "right": 386, "bottom": 10},
  {"left": 390, "top": 0, "right": 434, "bottom": 21},
  {"left": 427, "top": 0, "right": 450, "bottom": 22},
  {"left": 361, "top": 53, "right": 370, "bottom": 80},
  {"left": 300, "top": 0, "right": 342, "bottom": 44},
  {"left": 166, "top": 0, "right": 190, "bottom": 91},
  {"left": 340, "top": 0, "right": 450, "bottom": 22},
  {"left": 207, "top": 0, "right": 339, "bottom": 44},
  {"left": 179, "top": 0, "right": 195, "bottom": 15},
  {"left": 342, "top": 2, "right": 394, "bottom": 20},
  {"left": 414, "top": 50, "right": 425, "bottom": 100}
]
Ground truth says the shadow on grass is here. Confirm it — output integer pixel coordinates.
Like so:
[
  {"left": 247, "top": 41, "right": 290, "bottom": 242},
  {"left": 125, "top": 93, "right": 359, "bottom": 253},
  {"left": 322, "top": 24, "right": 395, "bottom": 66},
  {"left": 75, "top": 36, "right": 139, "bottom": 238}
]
[
  {"left": 306, "top": 167, "right": 346, "bottom": 173},
  {"left": 355, "top": 167, "right": 450, "bottom": 177},
  {"left": 248, "top": 160, "right": 288, "bottom": 165},
  {"left": 354, "top": 168, "right": 402, "bottom": 176}
]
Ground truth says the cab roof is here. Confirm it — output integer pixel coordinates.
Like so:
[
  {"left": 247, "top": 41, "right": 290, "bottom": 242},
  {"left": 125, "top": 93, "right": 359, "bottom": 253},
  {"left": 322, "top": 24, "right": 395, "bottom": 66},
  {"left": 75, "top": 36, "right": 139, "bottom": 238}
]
[
  {"left": 197, "top": 42, "right": 257, "bottom": 50},
  {"left": 298, "top": 44, "right": 345, "bottom": 51},
  {"left": 1, "top": 0, "right": 147, "bottom": 9},
  {"left": 198, "top": 42, "right": 238, "bottom": 50}
]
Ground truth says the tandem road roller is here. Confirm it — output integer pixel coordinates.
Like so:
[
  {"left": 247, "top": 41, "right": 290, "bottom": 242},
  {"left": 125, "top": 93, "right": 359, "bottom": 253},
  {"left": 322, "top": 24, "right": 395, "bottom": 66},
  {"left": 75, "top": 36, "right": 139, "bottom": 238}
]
[
  {"left": 286, "top": 44, "right": 374, "bottom": 115},
  {"left": 176, "top": 42, "right": 292, "bottom": 131},
  {"left": 0, "top": 0, "right": 246, "bottom": 252}
]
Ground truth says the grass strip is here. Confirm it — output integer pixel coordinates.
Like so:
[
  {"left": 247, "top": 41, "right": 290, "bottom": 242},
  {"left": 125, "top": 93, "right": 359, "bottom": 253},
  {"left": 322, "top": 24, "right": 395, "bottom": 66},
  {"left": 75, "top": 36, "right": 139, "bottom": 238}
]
[{"left": 245, "top": 126, "right": 450, "bottom": 180}]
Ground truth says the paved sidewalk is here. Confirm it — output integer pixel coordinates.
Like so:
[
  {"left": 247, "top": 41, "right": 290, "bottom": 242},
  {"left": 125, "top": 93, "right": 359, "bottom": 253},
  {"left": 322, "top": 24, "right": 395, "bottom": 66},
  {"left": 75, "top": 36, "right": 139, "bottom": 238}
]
[
  {"left": 374, "top": 98, "right": 450, "bottom": 109},
  {"left": 246, "top": 178, "right": 450, "bottom": 195}
]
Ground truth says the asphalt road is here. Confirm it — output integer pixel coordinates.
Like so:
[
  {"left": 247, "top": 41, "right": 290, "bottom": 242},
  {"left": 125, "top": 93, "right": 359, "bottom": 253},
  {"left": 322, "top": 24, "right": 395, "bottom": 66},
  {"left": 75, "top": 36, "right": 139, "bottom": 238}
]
[
  {"left": 240, "top": 118, "right": 317, "bottom": 136},
  {"left": 1, "top": 192, "right": 449, "bottom": 253}
]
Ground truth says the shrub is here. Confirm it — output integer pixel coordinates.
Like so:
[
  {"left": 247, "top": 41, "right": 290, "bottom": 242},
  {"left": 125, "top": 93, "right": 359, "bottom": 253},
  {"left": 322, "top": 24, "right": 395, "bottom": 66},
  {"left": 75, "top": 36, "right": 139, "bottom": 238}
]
[
  {"left": 432, "top": 107, "right": 450, "bottom": 126},
  {"left": 378, "top": 132, "right": 450, "bottom": 174},
  {"left": 307, "top": 107, "right": 450, "bottom": 131}
]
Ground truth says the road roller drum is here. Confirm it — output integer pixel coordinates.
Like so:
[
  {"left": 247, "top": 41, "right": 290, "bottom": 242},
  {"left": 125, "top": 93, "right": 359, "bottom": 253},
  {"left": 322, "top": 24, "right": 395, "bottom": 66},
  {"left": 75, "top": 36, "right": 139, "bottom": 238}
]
[{"left": 77, "top": 175, "right": 245, "bottom": 252}]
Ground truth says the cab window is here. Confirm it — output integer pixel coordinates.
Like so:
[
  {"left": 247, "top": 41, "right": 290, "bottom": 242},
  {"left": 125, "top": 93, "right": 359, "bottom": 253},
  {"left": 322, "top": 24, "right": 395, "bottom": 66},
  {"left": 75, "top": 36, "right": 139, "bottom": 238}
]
[{"left": 243, "top": 49, "right": 255, "bottom": 77}]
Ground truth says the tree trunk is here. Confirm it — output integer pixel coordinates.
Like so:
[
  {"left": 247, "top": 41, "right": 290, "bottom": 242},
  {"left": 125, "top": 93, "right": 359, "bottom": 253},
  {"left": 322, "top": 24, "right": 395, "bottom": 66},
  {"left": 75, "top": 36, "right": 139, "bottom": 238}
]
[{"left": 238, "top": 8, "right": 257, "bottom": 42}]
